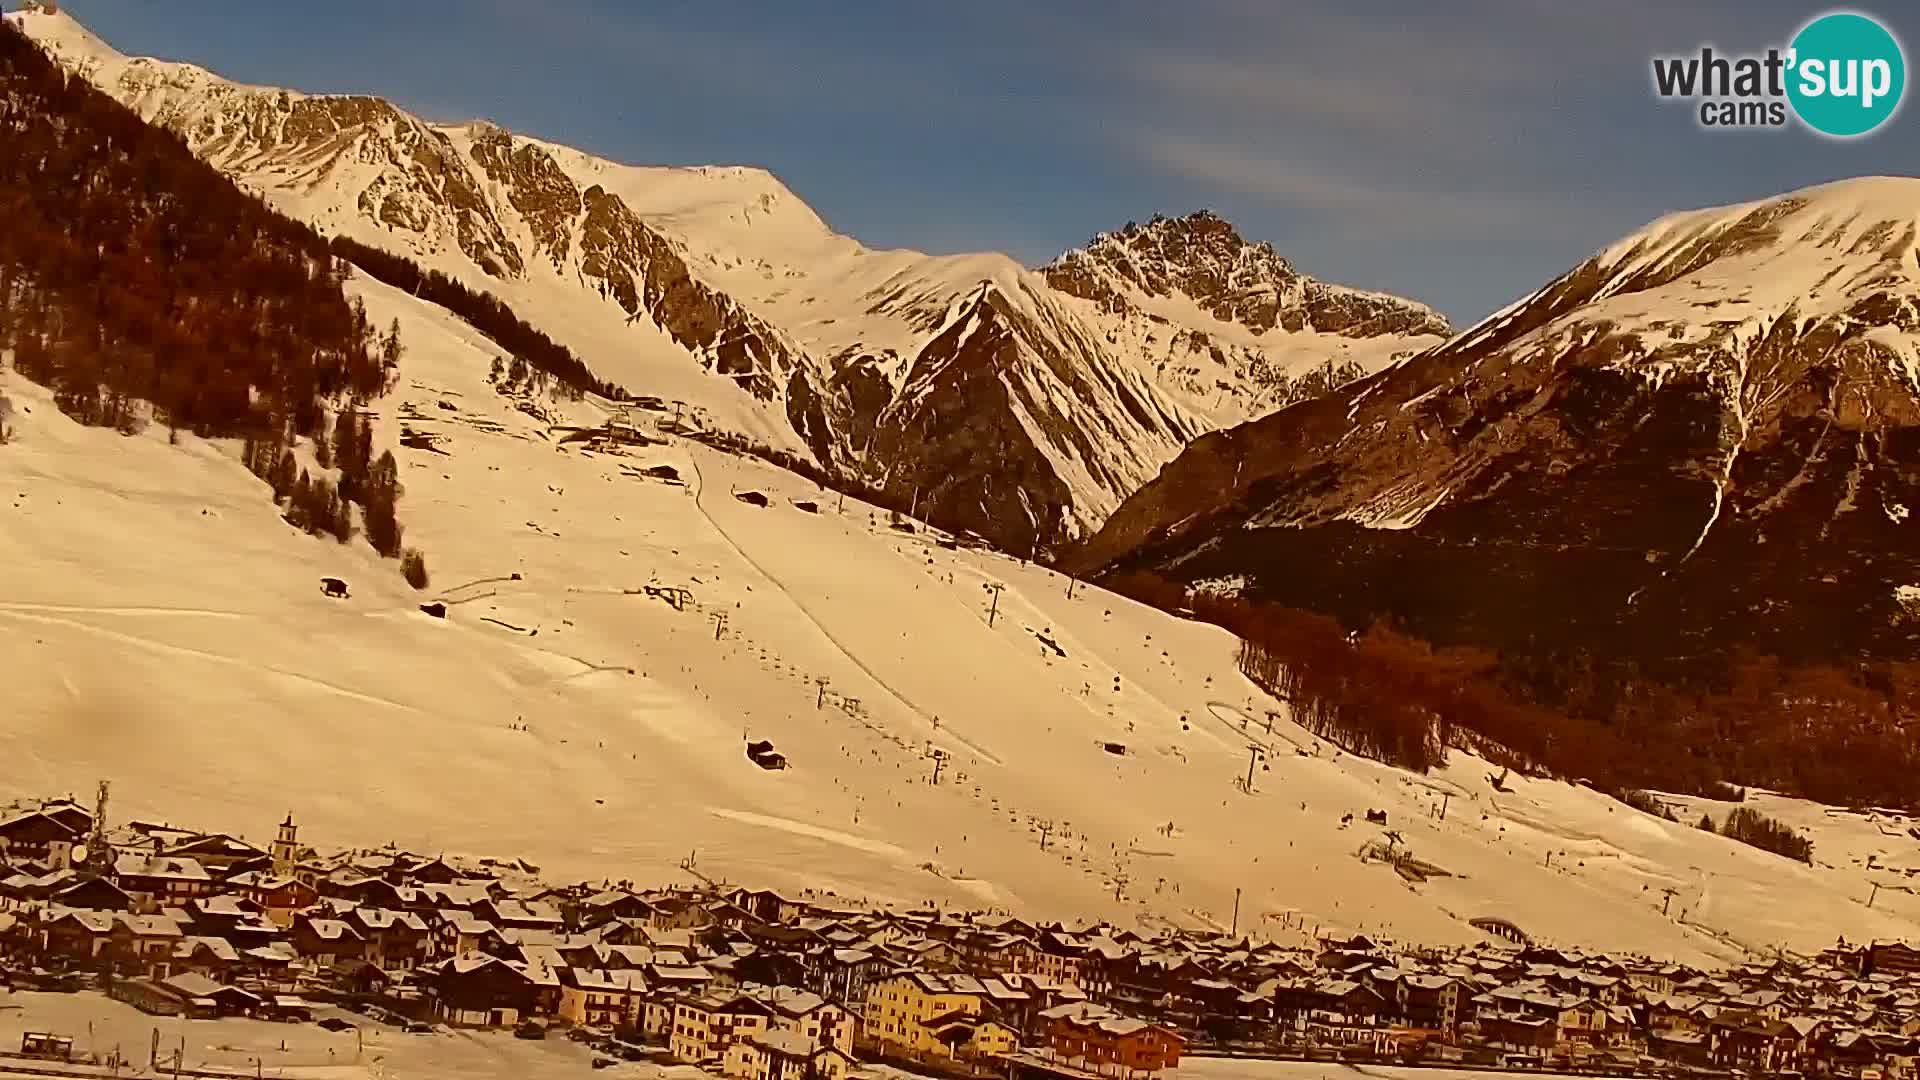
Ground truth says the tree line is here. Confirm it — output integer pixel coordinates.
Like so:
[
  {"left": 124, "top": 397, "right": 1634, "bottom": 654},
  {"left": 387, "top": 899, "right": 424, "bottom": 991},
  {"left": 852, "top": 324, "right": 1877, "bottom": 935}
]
[
  {"left": 0, "top": 22, "right": 426, "bottom": 586},
  {"left": 0, "top": 21, "right": 392, "bottom": 437},
  {"left": 1700, "top": 806, "right": 1813, "bottom": 863},
  {"left": 328, "top": 235, "right": 623, "bottom": 401},
  {"left": 1105, "top": 570, "right": 1920, "bottom": 810},
  {"left": 240, "top": 404, "right": 427, "bottom": 587}
]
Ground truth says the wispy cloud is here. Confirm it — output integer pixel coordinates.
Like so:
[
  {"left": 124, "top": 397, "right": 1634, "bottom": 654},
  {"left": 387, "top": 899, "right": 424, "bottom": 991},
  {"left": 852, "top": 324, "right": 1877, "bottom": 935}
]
[
  {"left": 1137, "top": 135, "right": 1631, "bottom": 240},
  {"left": 1086, "top": 0, "right": 1742, "bottom": 245}
]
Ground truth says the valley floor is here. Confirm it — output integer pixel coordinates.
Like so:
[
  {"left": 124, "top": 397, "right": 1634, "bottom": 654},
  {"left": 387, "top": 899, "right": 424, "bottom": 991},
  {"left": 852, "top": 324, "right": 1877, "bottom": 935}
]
[{"left": 4, "top": 277, "right": 1918, "bottom": 966}]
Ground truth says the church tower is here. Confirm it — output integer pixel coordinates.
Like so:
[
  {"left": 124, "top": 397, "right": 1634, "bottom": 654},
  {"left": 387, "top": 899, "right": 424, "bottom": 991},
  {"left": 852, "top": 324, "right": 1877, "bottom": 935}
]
[{"left": 271, "top": 813, "right": 299, "bottom": 877}]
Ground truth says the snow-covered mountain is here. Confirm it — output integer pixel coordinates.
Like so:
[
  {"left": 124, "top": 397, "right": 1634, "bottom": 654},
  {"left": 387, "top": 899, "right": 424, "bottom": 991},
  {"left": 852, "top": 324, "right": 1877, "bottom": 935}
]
[
  {"left": 5, "top": 4, "right": 1446, "bottom": 555},
  {"left": 1075, "top": 177, "right": 1920, "bottom": 669},
  {"left": 7, "top": 260, "right": 1920, "bottom": 965}
]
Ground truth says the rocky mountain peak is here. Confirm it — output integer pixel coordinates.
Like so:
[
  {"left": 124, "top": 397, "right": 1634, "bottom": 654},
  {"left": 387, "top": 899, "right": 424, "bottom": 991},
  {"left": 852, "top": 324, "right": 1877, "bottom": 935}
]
[
  {"left": 1074, "top": 178, "right": 1920, "bottom": 674},
  {"left": 1042, "top": 210, "right": 1449, "bottom": 340}
]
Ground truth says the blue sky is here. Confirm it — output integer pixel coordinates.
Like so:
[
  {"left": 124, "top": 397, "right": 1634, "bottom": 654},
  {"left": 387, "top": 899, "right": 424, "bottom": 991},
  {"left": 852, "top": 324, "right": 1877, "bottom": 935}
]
[{"left": 29, "top": 0, "right": 1920, "bottom": 324}]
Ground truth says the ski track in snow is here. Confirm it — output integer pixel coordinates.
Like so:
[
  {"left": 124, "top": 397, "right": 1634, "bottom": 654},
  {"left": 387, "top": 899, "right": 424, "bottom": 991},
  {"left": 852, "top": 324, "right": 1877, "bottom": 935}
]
[
  {"left": 0, "top": 601, "right": 251, "bottom": 619},
  {"left": 684, "top": 455, "right": 1007, "bottom": 769},
  {"left": 706, "top": 807, "right": 915, "bottom": 860},
  {"left": 0, "top": 607, "right": 433, "bottom": 716}
]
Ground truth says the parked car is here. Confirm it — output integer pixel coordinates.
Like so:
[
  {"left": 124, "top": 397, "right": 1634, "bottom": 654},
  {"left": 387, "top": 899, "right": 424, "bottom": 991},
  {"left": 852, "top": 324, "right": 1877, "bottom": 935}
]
[{"left": 514, "top": 1019, "right": 547, "bottom": 1041}]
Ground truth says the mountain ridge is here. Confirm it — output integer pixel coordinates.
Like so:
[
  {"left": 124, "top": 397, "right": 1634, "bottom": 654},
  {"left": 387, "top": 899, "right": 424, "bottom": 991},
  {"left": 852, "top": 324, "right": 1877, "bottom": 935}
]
[
  {"left": 1072, "top": 176, "right": 1920, "bottom": 673},
  {"left": 6, "top": 3, "right": 1447, "bottom": 554}
]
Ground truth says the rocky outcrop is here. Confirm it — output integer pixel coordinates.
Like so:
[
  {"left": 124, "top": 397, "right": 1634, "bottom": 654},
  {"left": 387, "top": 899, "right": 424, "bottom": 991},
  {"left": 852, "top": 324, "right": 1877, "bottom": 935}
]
[
  {"left": 1043, "top": 211, "right": 1450, "bottom": 339},
  {"left": 468, "top": 124, "right": 579, "bottom": 269},
  {"left": 1073, "top": 179, "right": 1920, "bottom": 670}
]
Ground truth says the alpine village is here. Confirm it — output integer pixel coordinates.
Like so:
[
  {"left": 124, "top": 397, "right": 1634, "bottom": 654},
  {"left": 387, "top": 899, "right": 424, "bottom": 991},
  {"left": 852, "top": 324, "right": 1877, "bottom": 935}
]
[{"left": 0, "top": 792, "right": 1916, "bottom": 1080}]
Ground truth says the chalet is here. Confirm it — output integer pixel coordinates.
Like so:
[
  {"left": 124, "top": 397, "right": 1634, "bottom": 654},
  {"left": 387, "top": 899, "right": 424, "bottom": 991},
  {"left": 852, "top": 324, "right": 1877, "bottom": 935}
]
[
  {"left": 327, "top": 957, "right": 390, "bottom": 997},
  {"left": 1709, "top": 1011, "right": 1819, "bottom": 1073},
  {"left": 723, "top": 1029, "right": 856, "bottom": 1080},
  {"left": 1032, "top": 933, "right": 1101, "bottom": 990},
  {"left": 475, "top": 896, "right": 565, "bottom": 932},
  {"left": 1824, "top": 1029, "right": 1916, "bottom": 1077},
  {"left": 226, "top": 871, "right": 319, "bottom": 926},
  {"left": 1400, "top": 974, "right": 1465, "bottom": 1036},
  {"left": 577, "top": 890, "right": 659, "bottom": 927},
  {"left": 672, "top": 990, "right": 778, "bottom": 1066},
  {"left": 640, "top": 893, "right": 715, "bottom": 931},
  {"left": 428, "top": 952, "right": 543, "bottom": 1027},
  {"left": 432, "top": 910, "right": 500, "bottom": 959},
  {"left": 558, "top": 967, "right": 648, "bottom": 1029},
  {"left": 240, "top": 944, "right": 299, "bottom": 991},
  {"left": 38, "top": 908, "right": 115, "bottom": 963},
  {"left": 36, "top": 800, "right": 94, "bottom": 835},
  {"left": 1867, "top": 943, "right": 1920, "bottom": 979},
  {"left": 920, "top": 1012, "right": 1020, "bottom": 1065},
  {"left": 885, "top": 938, "right": 958, "bottom": 971},
  {"left": 106, "top": 913, "right": 185, "bottom": 975},
  {"left": 734, "top": 944, "right": 812, "bottom": 989},
  {"left": 960, "top": 932, "right": 1040, "bottom": 976},
  {"left": 0, "top": 869, "right": 76, "bottom": 910},
  {"left": 163, "top": 834, "right": 268, "bottom": 875},
  {"left": 723, "top": 888, "right": 806, "bottom": 926},
  {"left": 290, "top": 915, "right": 367, "bottom": 968},
  {"left": 974, "top": 914, "right": 1040, "bottom": 939},
  {"left": 113, "top": 851, "right": 213, "bottom": 910},
  {"left": 815, "top": 947, "right": 888, "bottom": 1009},
  {"left": 1290, "top": 978, "right": 1390, "bottom": 1049},
  {"left": 1648, "top": 1029, "right": 1713, "bottom": 1067},
  {"left": 181, "top": 894, "right": 270, "bottom": 937},
  {"left": 0, "top": 810, "right": 81, "bottom": 869},
  {"left": 1040, "top": 1001, "right": 1184, "bottom": 1078},
  {"left": 324, "top": 874, "right": 411, "bottom": 910},
  {"left": 171, "top": 936, "right": 243, "bottom": 979},
  {"left": 1647, "top": 994, "right": 1714, "bottom": 1033},
  {"left": 51, "top": 876, "right": 133, "bottom": 912},
  {"left": 652, "top": 961, "right": 718, "bottom": 998},
  {"left": 764, "top": 987, "right": 856, "bottom": 1051},
  {"left": 397, "top": 856, "right": 467, "bottom": 886},
  {"left": 1479, "top": 1012, "right": 1558, "bottom": 1059},
  {"left": 1554, "top": 998, "right": 1616, "bottom": 1047},
  {"left": 346, "top": 908, "right": 431, "bottom": 970}
]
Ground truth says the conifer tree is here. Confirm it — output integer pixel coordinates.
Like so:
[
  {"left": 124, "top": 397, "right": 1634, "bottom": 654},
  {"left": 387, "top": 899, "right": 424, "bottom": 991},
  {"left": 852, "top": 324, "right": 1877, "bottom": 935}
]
[
  {"left": 364, "top": 449, "right": 404, "bottom": 557},
  {"left": 401, "top": 548, "right": 429, "bottom": 590},
  {"left": 272, "top": 448, "right": 297, "bottom": 499},
  {"left": 288, "top": 469, "right": 312, "bottom": 528}
]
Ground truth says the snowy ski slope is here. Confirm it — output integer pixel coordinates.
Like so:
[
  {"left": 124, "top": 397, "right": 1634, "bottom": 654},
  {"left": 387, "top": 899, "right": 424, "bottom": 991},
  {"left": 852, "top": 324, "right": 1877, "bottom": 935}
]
[{"left": 3, "top": 278, "right": 1918, "bottom": 967}]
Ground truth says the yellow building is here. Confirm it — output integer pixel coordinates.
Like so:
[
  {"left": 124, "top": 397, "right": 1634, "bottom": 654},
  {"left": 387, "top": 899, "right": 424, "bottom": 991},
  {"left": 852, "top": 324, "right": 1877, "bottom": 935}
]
[
  {"left": 863, "top": 973, "right": 1025, "bottom": 1060},
  {"left": 558, "top": 968, "right": 648, "bottom": 1029}
]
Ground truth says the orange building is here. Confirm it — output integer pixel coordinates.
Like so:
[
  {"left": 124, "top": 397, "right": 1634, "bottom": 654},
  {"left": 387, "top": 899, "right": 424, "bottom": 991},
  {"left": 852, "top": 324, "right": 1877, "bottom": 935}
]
[{"left": 1039, "top": 1003, "right": 1183, "bottom": 1078}]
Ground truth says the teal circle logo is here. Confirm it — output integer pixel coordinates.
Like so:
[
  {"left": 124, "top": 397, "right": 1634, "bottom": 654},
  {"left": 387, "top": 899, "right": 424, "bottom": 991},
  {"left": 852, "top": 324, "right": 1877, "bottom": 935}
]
[{"left": 1786, "top": 11, "right": 1906, "bottom": 137}]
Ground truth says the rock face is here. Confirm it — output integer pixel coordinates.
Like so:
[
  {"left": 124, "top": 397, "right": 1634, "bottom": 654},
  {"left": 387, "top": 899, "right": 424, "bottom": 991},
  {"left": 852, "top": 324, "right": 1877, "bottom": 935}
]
[
  {"left": 1074, "top": 179, "right": 1920, "bottom": 669},
  {"left": 1043, "top": 211, "right": 1451, "bottom": 339},
  {"left": 9, "top": 7, "right": 1448, "bottom": 554}
]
